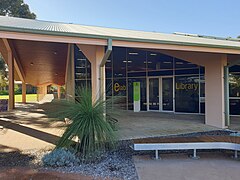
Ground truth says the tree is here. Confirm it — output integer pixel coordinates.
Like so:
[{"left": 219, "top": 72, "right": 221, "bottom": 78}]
[
  {"left": 0, "top": 0, "right": 36, "bottom": 89},
  {"left": 0, "top": 55, "right": 7, "bottom": 89},
  {"left": 0, "top": 0, "right": 36, "bottom": 19}
]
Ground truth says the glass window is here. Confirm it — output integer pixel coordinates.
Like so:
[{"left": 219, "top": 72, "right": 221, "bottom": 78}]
[
  {"left": 175, "top": 58, "right": 198, "bottom": 69},
  {"left": 113, "top": 47, "right": 126, "bottom": 78},
  {"left": 229, "top": 65, "right": 240, "bottom": 74},
  {"left": 175, "top": 76, "right": 199, "bottom": 113},
  {"left": 95, "top": 46, "right": 208, "bottom": 114},
  {"left": 230, "top": 99, "right": 240, "bottom": 115},
  {"left": 113, "top": 78, "right": 127, "bottom": 96},
  {"left": 75, "top": 80, "right": 86, "bottom": 88},
  {"left": 229, "top": 74, "right": 240, "bottom": 97},
  {"left": 127, "top": 48, "right": 147, "bottom": 76},
  {"left": 106, "top": 79, "right": 112, "bottom": 96},
  {"left": 147, "top": 52, "right": 173, "bottom": 70},
  {"left": 200, "top": 66, "right": 205, "bottom": 75},
  {"left": 200, "top": 75, "right": 205, "bottom": 97},
  {"left": 175, "top": 68, "right": 199, "bottom": 75},
  {"left": 148, "top": 70, "right": 173, "bottom": 76},
  {"left": 74, "top": 45, "right": 91, "bottom": 89},
  {"left": 105, "top": 52, "right": 112, "bottom": 78}
]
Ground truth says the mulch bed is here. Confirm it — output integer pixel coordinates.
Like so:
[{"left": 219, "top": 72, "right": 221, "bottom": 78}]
[{"left": 134, "top": 135, "right": 240, "bottom": 144}]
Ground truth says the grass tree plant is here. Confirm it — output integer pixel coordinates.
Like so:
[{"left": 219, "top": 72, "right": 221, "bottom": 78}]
[{"left": 49, "top": 87, "right": 119, "bottom": 160}]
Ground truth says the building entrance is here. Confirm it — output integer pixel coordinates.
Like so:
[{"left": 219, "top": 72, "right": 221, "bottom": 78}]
[{"left": 147, "top": 76, "right": 174, "bottom": 112}]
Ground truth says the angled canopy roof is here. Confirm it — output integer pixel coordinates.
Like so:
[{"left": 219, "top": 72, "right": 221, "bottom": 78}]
[{"left": 0, "top": 16, "right": 240, "bottom": 50}]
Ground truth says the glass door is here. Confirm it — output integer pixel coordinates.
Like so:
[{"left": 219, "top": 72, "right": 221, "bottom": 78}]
[
  {"left": 161, "top": 77, "right": 173, "bottom": 111},
  {"left": 148, "top": 78, "right": 159, "bottom": 110}
]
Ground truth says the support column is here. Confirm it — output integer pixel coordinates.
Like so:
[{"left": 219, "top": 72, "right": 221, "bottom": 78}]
[
  {"left": 224, "top": 66, "right": 230, "bottom": 127},
  {"left": 205, "top": 55, "right": 227, "bottom": 128},
  {"left": 57, "top": 86, "right": 61, "bottom": 99},
  {"left": 91, "top": 46, "right": 105, "bottom": 101},
  {"left": 100, "top": 66, "right": 106, "bottom": 101},
  {"left": 8, "top": 51, "right": 14, "bottom": 110},
  {"left": 76, "top": 44, "right": 105, "bottom": 102},
  {"left": 65, "top": 44, "right": 75, "bottom": 101},
  {"left": 22, "top": 82, "right": 26, "bottom": 103}
]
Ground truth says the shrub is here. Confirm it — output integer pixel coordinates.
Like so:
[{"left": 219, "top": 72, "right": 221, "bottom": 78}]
[
  {"left": 42, "top": 148, "right": 80, "bottom": 167},
  {"left": 47, "top": 87, "right": 119, "bottom": 160},
  {"left": 0, "top": 90, "right": 8, "bottom": 95}
]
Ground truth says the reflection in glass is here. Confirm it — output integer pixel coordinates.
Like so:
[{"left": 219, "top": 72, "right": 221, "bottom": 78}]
[
  {"left": 230, "top": 99, "right": 240, "bottom": 115},
  {"left": 175, "top": 76, "right": 199, "bottom": 113},
  {"left": 175, "top": 58, "right": 198, "bottom": 69},
  {"left": 74, "top": 45, "right": 91, "bottom": 90},
  {"left": 105, "top": 52, "right": 112, "bottom": 78},
  {"left": 127, "top": 48, "right": 147, "bottom": 75},
  {"left": 113, "top": 47, "right": 126, "bottom": 78},
  {"left": 147, "top": 52, "right": 173, "bottom": 70},
  {"left": 162, "top": 77, "right": 173, "bottom": 111},
  {"left": 106, "top": 79, "right": 112, "bottom": 96},
  {"left": 149, "top": 78, "right": 159, "bottom": 110},
  {"left": 229, "top": 74, "right": 240, "bottom": 97}
]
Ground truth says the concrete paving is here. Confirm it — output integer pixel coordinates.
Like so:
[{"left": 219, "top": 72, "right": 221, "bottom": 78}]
[
  {"left": 0, "top": 101, "right": 240, "bottom": 151},
  {"left": 117, "top": 111, "right": 220, "bottom": 140},
  {"left": 134, "top": 153, "right": 240, "bottom": 180},
  {"left": 0, "top": 103, "right": 65, "bottom": 151}
]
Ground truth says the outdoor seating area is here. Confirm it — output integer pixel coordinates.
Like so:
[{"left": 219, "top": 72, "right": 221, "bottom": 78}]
[{"left": 133, "top": 135, "right": 240, "bottom": 159}]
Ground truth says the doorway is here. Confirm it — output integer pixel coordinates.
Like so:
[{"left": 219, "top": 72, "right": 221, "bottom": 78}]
[{"left": 147, "top": 76, "right": 174, "bottom": 112}]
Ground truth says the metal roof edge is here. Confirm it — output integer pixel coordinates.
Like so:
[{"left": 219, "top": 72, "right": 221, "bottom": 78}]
[{"left": 1, "top": 25, "right": 240, "bottom": 51}]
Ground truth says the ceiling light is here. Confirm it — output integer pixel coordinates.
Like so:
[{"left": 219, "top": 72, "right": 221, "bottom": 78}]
[
  {"left": 53, "top": 51, "right": 57, "bottom": 55},
  {"left": 163, "top": 61, "right": 172, "bottom": 64},
  {"left": 30, "top": 62, "right": 34, "bottom": 66},
  {"left": 129, "top": 52, "right": 138, "bottom": 55},
  {"left": 150, "top": 53, "right": 157, "bottom": 56},
  {"left": 123, "top": 60, "right": 132, "bottom": 63}
]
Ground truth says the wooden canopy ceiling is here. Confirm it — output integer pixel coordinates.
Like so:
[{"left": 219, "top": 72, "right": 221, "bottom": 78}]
[{"left": 9, "top": 39, "right": 68, "bottom": 86}]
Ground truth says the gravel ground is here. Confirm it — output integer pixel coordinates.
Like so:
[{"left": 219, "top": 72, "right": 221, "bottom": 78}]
[
  {"left": 0, "top": 130, "right": 237, "bottom": 180},
  {"left": 48, "top": 141, "right": 138, "bottom": 180}
]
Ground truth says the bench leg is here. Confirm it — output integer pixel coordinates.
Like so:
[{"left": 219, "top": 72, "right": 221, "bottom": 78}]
[
  {"left": 155, "top": 150, "right": 160, "bottom": 159},
  {"left": 191, "top": 149, "right": 200, "bottom": 159},
  {"left": 234, "top": 150, "right": 238, "bottom": 159}
]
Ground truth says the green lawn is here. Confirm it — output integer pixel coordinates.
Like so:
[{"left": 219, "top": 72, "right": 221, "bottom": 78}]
[{"left": 0, "top": 94, "right": 37, "bottom": 102}]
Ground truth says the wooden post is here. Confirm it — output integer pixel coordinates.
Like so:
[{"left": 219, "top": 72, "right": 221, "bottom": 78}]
[
  {"left": 57, "top": 86, "right": 61, "bottom": 99},
  {"left": 22, "top": 82, "right": 26, "bottom": 103},
  {"left": 8, "top": 51, "right": 14, "bottom": 110},
  {"left": 89, "top": 46, "right": 105, "bottom": 101}
]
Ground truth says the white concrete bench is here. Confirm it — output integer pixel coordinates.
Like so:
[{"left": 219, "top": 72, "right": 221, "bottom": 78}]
[{"left": 133, "top": 141, "right": 240, "bottom": 159}]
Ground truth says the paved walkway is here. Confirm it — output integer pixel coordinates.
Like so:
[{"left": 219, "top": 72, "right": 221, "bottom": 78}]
[
  {"left": 0, "top": 102, "right": 239, "bottom": 151},
  {"left": 0, "top": 103, "right": 65, "bottom": 151},
  {"left": 134, "top": 153, "right": 240, "bottom": 180},
  {"left": 117, "top": 111, "right": 219, "bottom": 140}
]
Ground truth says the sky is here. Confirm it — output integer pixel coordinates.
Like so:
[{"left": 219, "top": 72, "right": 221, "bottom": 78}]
[{"left": 24, "top": 0, "right": 240, "bottom": 38}]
